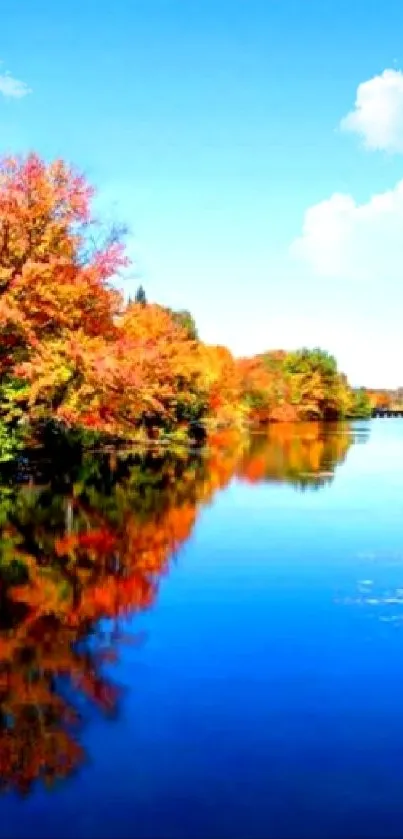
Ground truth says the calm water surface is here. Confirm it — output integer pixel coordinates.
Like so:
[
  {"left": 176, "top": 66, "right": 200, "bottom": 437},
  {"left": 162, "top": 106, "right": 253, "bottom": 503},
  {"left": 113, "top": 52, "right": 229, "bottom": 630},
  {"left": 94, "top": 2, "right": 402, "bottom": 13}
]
[{"left": 1, "top": 420, "right": 403, "bottom": 838}]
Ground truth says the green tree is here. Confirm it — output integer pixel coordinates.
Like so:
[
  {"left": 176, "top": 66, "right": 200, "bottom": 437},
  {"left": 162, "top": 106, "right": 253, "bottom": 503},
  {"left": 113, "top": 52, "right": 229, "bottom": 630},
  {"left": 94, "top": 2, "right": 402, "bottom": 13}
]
[
  {"left": 170, "top": 309, "right": 198, "bottom": 340},
  {"left": 134, "top": 285, "right": 147, "bottom": 305},
  {"left": 348, "top": 388, "right": 372, "bottom": 418},
  {"left": 284, "top": 348, "right": 346, "bottom": 419}
]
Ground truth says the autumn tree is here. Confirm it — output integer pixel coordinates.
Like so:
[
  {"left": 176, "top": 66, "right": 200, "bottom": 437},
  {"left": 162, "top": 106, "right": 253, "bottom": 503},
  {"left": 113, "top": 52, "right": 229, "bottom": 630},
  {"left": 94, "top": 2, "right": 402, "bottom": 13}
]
[
  {"left": 366, "top": 389, "right": 392, "bottom": 410},
  {"left": 199, "top": 344, "right": 245, "bottom": 429},
  {"left": 117, "top": 302, "right": 208, "bottom": 438},
  {"left": 0, "top": 154, "right": 127, "bottom": 444},
  {"left": 237, "top": 352, "right": 297, "bottom": 423}
]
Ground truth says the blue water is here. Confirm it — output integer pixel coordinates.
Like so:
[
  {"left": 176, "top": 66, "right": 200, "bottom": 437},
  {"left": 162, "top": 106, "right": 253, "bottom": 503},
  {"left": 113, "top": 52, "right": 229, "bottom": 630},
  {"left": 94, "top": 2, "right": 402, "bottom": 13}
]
[{"left": 2, "top": 420, "right": 403, "bottom": 838}]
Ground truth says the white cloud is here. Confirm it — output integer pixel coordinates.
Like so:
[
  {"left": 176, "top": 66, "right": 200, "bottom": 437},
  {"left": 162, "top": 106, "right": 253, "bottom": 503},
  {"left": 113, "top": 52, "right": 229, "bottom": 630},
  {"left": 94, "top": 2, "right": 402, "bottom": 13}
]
[
  {"left": 0, "top": 65, "right": 31, "bottom": 99},
  {"left": 340, "top": 69, "right": 403, "bottom": 153},
  {"left": 290, "top": 179, "right": 403, "bottom": 282}
]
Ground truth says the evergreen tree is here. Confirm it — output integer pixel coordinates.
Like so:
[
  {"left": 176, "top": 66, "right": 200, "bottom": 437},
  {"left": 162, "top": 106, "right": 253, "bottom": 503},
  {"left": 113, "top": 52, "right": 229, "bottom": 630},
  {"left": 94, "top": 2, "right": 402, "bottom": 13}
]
[{"left": 135, "top": 285, "right": 147, "bottom": 305}]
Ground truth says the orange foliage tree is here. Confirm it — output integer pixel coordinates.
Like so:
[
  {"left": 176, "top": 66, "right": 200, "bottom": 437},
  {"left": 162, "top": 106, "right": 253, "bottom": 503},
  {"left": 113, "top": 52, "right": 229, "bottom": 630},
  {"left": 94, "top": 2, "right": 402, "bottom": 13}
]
[
  {"left": 0, "top": 155, "right": 126, "bottom": 432},
  {"left": 0, "top": 155, "right": 208, "bottom": 445},
  {"left": 199, "top": 344, "right": 245, "bottom": 429}
]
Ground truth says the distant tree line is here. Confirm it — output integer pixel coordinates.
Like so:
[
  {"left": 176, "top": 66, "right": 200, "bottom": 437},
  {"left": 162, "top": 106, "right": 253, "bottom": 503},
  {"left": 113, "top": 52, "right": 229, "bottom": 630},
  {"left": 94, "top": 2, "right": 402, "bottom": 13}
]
[{"left": 364, "top": 389, "right": 403, "bottom": 411}]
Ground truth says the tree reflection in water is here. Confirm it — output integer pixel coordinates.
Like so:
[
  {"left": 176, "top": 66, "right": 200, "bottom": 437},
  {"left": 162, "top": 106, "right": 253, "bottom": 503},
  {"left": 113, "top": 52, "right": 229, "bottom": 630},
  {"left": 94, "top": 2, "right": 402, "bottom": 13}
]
[
  {"left": 237, "top": 422, "right": 367, "bottom": 490},
  {"left": 0, "top": 423, "right": 361, "bottom": 793}
]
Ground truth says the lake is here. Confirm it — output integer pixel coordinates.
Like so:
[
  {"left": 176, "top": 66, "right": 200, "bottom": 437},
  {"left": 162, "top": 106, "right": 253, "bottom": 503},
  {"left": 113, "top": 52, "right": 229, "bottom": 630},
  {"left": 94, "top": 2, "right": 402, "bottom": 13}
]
[{"left": 1, "top": 419, "right": 403, "bottom": 838}]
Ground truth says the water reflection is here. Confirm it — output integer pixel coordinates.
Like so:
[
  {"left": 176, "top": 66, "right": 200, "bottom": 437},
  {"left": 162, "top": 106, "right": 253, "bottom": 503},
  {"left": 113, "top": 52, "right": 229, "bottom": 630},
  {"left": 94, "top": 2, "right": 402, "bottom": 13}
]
[
  {"left": 0, "top": 422, "right": 363, "bottom": 793},
  {"left": 237, "top": 422, "right": 367, "bottom": 489}
]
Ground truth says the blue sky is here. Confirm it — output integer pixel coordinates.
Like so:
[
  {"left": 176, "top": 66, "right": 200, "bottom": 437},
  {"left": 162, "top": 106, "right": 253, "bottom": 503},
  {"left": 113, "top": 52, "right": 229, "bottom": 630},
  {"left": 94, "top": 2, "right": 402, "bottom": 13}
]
[{"left": 1, "top": 0, "right": 403, "bottom": 387}]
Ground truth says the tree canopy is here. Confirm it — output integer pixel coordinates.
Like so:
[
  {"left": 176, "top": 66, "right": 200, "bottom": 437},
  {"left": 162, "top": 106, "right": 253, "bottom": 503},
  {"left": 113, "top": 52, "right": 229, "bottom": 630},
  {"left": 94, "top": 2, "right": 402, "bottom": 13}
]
[{"left": 0, "top": 153, "right": 373, "bottom": 460}]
